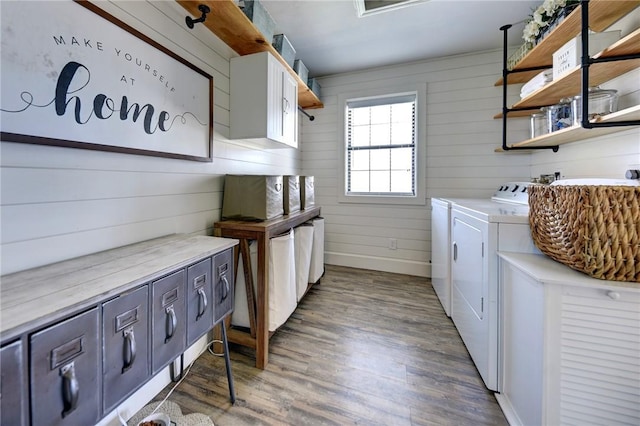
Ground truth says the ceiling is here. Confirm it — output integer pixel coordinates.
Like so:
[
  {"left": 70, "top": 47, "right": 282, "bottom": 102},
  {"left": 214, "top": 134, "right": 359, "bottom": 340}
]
[{"left": 260, "top": 0, "right": 540, "bottom": 77}]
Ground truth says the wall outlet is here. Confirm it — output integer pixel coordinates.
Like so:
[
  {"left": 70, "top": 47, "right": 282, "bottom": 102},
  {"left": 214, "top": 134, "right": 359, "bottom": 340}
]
[{"left": 388, "top": 238, "right": 397, "bottom": 250}]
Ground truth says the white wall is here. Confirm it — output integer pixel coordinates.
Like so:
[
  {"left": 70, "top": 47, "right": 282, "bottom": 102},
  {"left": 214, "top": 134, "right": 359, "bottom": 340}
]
[
  {"left": 301, "top": 50, "right": 532, "bottom": 277},
  {"left": 0, "top": 0, "right": 301, "bottom": 275},
  {"left": 302, "top": 9, "right": 640, "bottom": 277}
]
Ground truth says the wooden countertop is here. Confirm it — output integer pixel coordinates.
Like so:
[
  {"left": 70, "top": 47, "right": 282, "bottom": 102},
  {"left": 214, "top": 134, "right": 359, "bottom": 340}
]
[{"left": 0, "top": 234, "right": 238, "bottom": 342}]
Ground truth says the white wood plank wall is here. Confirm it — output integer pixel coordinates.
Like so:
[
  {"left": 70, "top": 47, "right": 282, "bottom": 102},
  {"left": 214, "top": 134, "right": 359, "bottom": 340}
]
[
  {"left": 301, "top": 50, "right": 532, "bottom": 278},
  {"left": 0, "top": 0, "right": 301, "bottom": 275},
  {"left": 301, "top": 7, "right": 640, "bottom": 277}
]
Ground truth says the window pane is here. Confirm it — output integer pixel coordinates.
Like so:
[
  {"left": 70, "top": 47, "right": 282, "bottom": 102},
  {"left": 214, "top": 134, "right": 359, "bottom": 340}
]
[
  {"left": 390, "top": 148, "right": 412, "bottom": 170},
  {"left": 351, "top": 125, "right": 370, "bottom": 147},
  {"left": 350, "top": 171, "right": 369, "bottom": 192},
  {"left": 370, "top": 105, "right": 390, "bottom": 124},
  {"left": 370, "top": 123, "right": 390, "bottom": 145},
  {"left": 346, "top": 93, "right": 417, "bottom": 197},
  {"left": 350, "top": 150, "right": 370, "bottom": 171},
  {"left": 351, "top": 108, "right": 370, "bottom": 125},
  {"left": 391, "top": 121, "right": 413, "bottom": 145},
  {"left": 391, "top": 170, "right": 413, "bottom": 193},
  {"left": 391, "top": 102, "right": 414, "bottom": 122},
  {"left": 370, "top": 170, "right": 390, "bottom": 192},
  {"left": 370, "top": 149, "right": 390, "bottom": 170}
]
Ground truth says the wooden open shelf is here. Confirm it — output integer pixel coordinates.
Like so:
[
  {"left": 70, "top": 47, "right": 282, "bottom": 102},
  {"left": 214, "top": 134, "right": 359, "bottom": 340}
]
[
  {"left": 495, "top": 0, "right": 640, "bottom": 86},
  {"left": 177, "top": 0, "right": 323, "bottom": 109},
  {"left": 495, "top": 104, "right": 640, "bottom": 152},
  {"left": 494, "top": 29, "right": 640, "bottom": 118}
]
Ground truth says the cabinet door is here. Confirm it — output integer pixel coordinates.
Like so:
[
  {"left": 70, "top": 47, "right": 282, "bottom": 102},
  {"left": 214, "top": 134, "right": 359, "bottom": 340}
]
[
  {"left": 558, "top": 286, "right": 640, "bottom": 425},
  {"left": 187, "top": 257, "right": 213, "bottom": 346},
  {"left": 281, "top": 70, "right": 298, "bottom": 148},
  {"left": 30, "top": 308, "right": 100, "bottom": 426},
  {"left": 1, "top": 340, "right": 26, "bottom": 425},
  {"left": 267, "top": 54, "right": 284, "bottom": 143},
  {"left": 500, "top": 260, "right": 544, "bottom": 426},
  {"left": 151, "top": 270, "right": 186, "bottom": 373},
  {"left": 102, "top": 285, "right": 149, "bottom": 413},
  {"left": 213, "top": 249, "right": 234, "bottom": 324}
]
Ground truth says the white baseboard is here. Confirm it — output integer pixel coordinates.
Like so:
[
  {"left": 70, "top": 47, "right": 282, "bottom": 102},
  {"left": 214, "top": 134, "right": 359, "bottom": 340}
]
[{"left": 325, "top": 252, "right": 430, "bottom": 277}]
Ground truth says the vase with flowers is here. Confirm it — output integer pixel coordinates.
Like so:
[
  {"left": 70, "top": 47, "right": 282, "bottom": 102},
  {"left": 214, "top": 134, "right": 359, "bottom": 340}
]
[{"left": 523, "top": 0, "right": 580, "bottom": 45}]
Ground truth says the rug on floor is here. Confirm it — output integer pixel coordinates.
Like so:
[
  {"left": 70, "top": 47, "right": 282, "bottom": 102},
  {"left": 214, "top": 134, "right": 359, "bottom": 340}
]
[{"left": 127, "top": 400, "right": 214, "bottom": 426}]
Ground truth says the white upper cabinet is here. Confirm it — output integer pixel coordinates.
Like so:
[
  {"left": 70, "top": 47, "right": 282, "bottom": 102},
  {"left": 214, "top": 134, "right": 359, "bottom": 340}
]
[{"left": 230, "top": 52, "right": 298, "bottom": 147}]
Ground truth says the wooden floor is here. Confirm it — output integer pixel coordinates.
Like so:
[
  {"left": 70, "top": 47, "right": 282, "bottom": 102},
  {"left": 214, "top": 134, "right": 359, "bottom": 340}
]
[{"left": 152, "top": 265, "right": 508, "bottom": 425}]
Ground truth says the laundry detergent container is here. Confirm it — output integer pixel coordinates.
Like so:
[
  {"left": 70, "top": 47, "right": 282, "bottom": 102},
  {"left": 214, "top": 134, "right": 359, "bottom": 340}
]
[
  {"left": 232, "top": 230, "right": 297, "bottom": 331},
  {"left": 222, "top": 175, "right": 284, "bottom": 221}
]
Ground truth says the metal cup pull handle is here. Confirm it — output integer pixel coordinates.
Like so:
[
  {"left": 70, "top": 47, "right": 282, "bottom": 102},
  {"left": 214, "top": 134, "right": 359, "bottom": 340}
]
[
  {"left": 165, "top": 305, "right": 177, "bottom": 343},
  {"left": 60, "top": 362, "right": 79, "bottom": 418},
  {"left": 275, "top": 183, "right": 282, "bottom": 192},
  {"left": 122, "top": 327, "right": 137, "bottom": 373},
  {"left": 221, "top": 275, "right": 230, "bottom": 301},
  {"left": 196, "top": 287, "right": 208, "bottom": 320}
]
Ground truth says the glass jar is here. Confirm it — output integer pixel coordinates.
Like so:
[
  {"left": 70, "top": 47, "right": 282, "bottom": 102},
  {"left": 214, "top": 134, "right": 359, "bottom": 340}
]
[
  {"left": 547, "top": 98, "right": 572, "bottom": 132},
  {"left": 571, "top": 87, "right": 618, "bottom": 125},
  {"left": 530, "top": 109, "right": 548, "bottom": 139}
]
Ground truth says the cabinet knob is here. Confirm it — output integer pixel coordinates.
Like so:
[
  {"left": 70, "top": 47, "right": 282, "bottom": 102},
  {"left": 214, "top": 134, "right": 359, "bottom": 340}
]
[{"left": 606, "top": 291, "right": 620, "bottom": 300}]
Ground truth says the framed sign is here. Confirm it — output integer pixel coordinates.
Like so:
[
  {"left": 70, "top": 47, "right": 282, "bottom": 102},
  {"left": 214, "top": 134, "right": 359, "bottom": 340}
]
[{"left": 1, "top": 0, "right": 213, "bottom": 162}]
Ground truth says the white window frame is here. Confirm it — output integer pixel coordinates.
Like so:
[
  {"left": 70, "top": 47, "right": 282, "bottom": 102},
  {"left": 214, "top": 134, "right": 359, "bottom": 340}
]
[{"left": 338, "top": 83, "right": 426, "bottom": 206}]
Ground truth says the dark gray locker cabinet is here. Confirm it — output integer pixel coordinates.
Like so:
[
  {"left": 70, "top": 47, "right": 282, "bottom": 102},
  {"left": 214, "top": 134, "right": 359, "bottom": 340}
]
[
  {"left": 1, "top": 339, "right": 26, "bottom": 425},
  {"left": 187, "top": 258, "right": 213, "bottom": 346},
  {"left": 102, "top": 285, "right": 150, "bottom": 414},
  {"left": 29, "top": 308, "right": 100, "bottom": 426},
  {"left": 214, "top": 249, "right": 234, "bottom": 324},
  {"left": 151, "top": 270, "right": 186, "bottom": 373}
]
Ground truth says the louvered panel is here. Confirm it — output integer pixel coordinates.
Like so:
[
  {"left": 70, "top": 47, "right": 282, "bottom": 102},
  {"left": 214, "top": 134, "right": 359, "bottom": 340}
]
[
  {"left": 560, "top": 289, "right": 640, "bottom": 426},
  {"left": 563, "top": 374, "right": 640, "bottom": 402},
  {"left": 563, "top": 344, "right": 638, "bottom": 366},
  {"left": 562, "top": 394, "right": 639, "bottom": 426}
]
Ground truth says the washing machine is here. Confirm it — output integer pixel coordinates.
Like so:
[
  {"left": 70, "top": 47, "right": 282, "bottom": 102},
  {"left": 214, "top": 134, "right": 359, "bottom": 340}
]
[{"left": 431, "top": 182, "right": 539, "bottom": 392}]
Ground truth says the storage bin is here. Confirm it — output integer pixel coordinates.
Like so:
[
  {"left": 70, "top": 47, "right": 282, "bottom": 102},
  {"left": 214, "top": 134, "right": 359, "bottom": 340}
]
[
  {"left": 300, "top": 176, "right": 315, "bottom": 209},
  {"left": 530, "top": 110, "right": 548, "bottom": 138},
  {"left": 293, "top": 59, "right": 308, "bottom": 86},
  {"left": 308, "top": 217, "right": 325, "bottom": 284},
  {"left": 272, "top": 34, "right": 296, "bottom": 68},
  {"left": 529, "top": 184, "right": 640, "bottom": 282},
  {"left": 222, "top": 175, "right": 284, "bottom": 221},
  {"left": 283, "top": 175, "right": 301, "bottom": 215},
  {"left": 307, "top": 77, "right": 321, "bottom": 98},
  {"left": 294, "top": 224, "right": 314, "bottom": 301},
  {"left": 546, "top": 99, "right": 572, "bottom": 132},
  {"left": 232, "top": 231, "right": 297, "bottom": 331},
  {"left": 240, "top": 0, "right": 276, "bottom": 45},
  {"left": 571, "top": 87, "right": 618, "bottom": 125}
]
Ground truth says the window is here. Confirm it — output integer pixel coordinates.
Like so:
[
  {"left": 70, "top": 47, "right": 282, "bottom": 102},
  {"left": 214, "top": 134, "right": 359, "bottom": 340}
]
[{"left": 346, "top": 93, "right": 417, "bottom": 197}]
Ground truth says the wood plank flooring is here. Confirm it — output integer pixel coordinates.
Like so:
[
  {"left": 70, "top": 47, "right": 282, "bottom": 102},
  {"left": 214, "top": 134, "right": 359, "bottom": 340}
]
[{"left": 151, "top": 265, "right": 508, "bottom": 425}]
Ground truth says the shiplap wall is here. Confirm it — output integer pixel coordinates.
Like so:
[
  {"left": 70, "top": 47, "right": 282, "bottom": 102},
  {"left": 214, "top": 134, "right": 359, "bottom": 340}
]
[
  {"left": 0, "top": 0, "right": 301, "bottom": 275},
  {"left": 301, "top": 50, "right": 533, "bottom": 277},
  {"left": 302, "top": 11, "right": 640, "bottom": 277}
]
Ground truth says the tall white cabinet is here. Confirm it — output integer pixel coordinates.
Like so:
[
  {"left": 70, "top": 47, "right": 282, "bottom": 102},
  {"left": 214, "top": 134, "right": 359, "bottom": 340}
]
[
  {"left": 497, "top": 252, "right": 640, "bottom": 426},
  {"left": 230, "top": 51, "right": 298, "bottom": 147}
]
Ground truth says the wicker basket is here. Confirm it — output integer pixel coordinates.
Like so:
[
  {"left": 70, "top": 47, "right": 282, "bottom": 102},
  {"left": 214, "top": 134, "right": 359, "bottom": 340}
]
[{"left": 528, "top": 184, "right": 640, "bottom": 282}]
